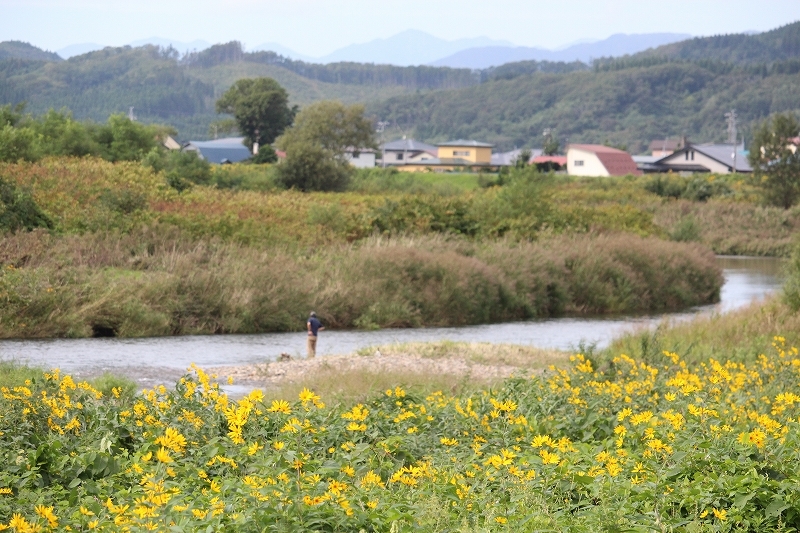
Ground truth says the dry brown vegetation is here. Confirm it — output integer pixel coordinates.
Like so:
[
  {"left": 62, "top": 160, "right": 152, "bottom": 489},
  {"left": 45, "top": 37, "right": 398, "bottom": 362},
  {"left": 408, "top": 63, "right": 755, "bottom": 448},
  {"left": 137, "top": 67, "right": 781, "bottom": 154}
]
[
  {"left": 217, "top": 341, "right": 568, "bottom": 403},
  {"left": 0, "top": 229, "right": 722, "bottom": 338}
]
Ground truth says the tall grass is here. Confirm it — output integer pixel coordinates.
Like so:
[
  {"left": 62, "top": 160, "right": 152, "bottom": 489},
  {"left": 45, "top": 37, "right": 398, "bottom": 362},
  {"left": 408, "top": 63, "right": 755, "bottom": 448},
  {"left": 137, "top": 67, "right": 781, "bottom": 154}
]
[
  {"left": 0, "top": 228, "right": 721, "bottom": 338},
  {"left": 605, "top": 296, "right": 800, "bottom": 366}
]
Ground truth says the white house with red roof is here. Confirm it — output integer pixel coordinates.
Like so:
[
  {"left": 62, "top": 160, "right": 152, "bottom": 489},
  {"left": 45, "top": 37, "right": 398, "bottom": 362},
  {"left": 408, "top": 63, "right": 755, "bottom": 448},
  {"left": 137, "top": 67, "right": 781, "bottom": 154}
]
[{"left": 566, "top": 144, "right": 642, "bottom": 177}]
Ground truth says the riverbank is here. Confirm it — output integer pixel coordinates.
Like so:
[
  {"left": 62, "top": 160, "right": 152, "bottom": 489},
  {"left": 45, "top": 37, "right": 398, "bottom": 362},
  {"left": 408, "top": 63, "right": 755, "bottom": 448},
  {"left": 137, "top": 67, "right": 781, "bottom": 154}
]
[
  {"left": 0, "top": 230, "right": 721, "bottom": 338},
  {"left": 216, "top": 341, "right": 567, "bottom": 401}
]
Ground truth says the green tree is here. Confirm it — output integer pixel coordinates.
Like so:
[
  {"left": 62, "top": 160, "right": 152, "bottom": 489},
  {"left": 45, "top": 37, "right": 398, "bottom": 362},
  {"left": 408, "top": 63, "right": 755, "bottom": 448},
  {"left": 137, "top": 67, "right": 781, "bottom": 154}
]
[
  {"left": 749, "top": 113, "right": 800, "bottom": 208},
  {"left": 276, "top": 101, "right": 376, "bottom": 191},
  {"left": 30, "top": 109, "right": 100, "bottom": 158},
  {"left": 215, "top": 78, "right": 296, "bottom": 150},
  {"left": 543, "top": 134, "right": 560, "bottom": 156},
  {"left": 92, "top": 114, "right": 160, "bottom": 162},
  {"left": 514, "top": 148, "right": 532, "bottom": 169},
  {"left": 0, "top": 124, "right": 37, "bottom": 162}
]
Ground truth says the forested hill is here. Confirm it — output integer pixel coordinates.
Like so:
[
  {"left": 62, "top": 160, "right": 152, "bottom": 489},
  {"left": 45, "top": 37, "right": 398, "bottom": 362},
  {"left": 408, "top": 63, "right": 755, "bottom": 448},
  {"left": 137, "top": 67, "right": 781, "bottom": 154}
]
[
  {"left": 0, "top": 41, "right": 62, "bottom": 62},
  {"left": 633, "top": 20, "right": 800, "bottom": 64},
  {"left": 0, "top": 42, "right": 491, "bottom": 139},
  {"left": 2, "top": 23, "right": 800, "bottom": 147},
  {"left": 368, "top": 60, "right": 800, "bottom": 153},
  {"left": 0, "top": 41, "right": 584, "bottom": 139}
]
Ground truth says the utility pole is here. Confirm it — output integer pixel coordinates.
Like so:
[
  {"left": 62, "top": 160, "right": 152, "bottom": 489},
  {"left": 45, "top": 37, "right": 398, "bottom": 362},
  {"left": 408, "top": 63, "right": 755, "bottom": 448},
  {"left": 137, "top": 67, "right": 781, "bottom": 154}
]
[
  {"left": 376, "top": 120, "right": 389, "bottom": 168},
  {"left": 725, "top": 109, "right": 738, "bottom": 174},
  {"left": 128, "top": 107, "right": 136, "bottom": 121}
]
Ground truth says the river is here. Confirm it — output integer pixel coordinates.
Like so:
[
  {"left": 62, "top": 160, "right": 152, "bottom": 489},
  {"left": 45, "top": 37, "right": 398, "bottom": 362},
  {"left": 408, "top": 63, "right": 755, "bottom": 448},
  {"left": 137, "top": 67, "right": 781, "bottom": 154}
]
[{"left": 0, "top": 256, "right": 784, "bottom": 387}]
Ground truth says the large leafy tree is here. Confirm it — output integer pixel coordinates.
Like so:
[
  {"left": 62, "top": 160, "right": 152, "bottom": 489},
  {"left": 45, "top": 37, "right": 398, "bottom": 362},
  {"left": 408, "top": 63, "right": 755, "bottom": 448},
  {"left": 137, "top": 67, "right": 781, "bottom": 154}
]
[
  {"left": 215, "top": 78, "right": 296, "bottom": 149},
  {"left": 276, "top": 101, "right": 376, "bottom": 191},
  {"left": 749, "top": 113, "right": 800, "bottom": 208}
]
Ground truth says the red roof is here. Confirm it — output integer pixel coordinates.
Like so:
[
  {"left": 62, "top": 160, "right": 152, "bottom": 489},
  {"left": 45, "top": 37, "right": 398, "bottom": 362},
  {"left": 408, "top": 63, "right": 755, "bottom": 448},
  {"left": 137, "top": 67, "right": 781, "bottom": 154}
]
[
  {"left": 568, "top": 144, "right": 642, "bottom": 176},
  {"left": 532, "top": 155, "right": 567, "bottom": 165}
]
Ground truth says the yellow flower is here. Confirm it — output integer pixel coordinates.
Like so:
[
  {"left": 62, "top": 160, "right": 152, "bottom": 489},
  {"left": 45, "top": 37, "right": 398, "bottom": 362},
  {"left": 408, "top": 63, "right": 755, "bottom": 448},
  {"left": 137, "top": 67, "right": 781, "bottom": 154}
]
[
  {"left": 495, "top": 517, "right": 508, "bottom": 524},
  {"left": 273, "top": 441, "right": 286, "bottom": 451},
  {"left": 712, "top": 508, "right": 727, "bottom": 521},
  {"left": 155, "top": 427, "right": 187, "bottom": 453},
  {"left": 247, "top": 442, "right": 263, "bottom": 456},
  {"left": 267, "top": 400, "right": 292, "bottom": 414},
  {"left": 156, "top": 447, "right": 173, "bottom": 463},
  {"left": 35, "top": 505, "right": 58, "bottom": 528},
  {"left": 79, "top": 506, "right": 95, "bottom": 516}
]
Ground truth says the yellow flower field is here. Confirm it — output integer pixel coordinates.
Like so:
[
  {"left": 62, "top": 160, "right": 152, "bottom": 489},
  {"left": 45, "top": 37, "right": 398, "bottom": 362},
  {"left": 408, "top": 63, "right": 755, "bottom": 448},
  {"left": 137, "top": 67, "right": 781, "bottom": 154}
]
[{"left": 2, "top": 338, "right": 800, "bottom": 531}]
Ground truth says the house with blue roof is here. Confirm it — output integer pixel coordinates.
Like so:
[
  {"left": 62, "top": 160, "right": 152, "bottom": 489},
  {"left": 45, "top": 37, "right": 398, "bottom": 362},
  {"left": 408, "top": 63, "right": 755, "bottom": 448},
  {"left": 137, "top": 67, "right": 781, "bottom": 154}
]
[{"left": 183, "top": 137, "right": 252, "bottom": 164}]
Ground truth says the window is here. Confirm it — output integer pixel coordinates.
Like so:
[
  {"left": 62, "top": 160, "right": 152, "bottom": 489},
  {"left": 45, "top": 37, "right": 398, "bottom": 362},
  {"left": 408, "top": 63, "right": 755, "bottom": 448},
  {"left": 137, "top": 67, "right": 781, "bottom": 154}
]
[
  {"left": 453, "top": 150, "right": 470, "bottom": 156},
  {"left": 396, "top": 153, "right": 404, "bottom": 160},
  {"left": 574, "top": 160, "right": 584, "bottom": 167},
  {"left": 691, "top": 151, "right": 695, "bottom": 161}
]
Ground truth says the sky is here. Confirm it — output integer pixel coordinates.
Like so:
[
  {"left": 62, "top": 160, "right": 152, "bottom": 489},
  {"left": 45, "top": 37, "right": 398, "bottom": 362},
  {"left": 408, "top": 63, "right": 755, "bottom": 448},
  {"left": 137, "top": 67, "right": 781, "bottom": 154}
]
[{"left": 3, "top": 0, "right": 800, "bottom": 57}]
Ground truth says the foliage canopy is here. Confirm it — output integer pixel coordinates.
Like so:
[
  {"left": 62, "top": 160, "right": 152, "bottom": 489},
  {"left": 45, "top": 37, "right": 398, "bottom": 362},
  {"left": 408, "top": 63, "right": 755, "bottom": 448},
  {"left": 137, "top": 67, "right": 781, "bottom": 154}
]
[
  {"left": 276, "top": 101, "right": 376, "bottom": 191},
  {"left": 215, "top": 77, "right": 296, "bottom": 149},
  {"left": 748, "top": 113, "right": 800, "bottom": 208}
]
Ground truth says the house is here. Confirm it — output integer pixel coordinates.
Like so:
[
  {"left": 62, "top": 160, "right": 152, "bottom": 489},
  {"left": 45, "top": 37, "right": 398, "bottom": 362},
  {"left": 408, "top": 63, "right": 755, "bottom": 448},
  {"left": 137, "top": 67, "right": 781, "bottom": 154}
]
[
  {"left": 566, "top": 144, "right": 641, "bottom": 177},
  {"left": 183, "top": 137, "right": 252, "bottom": 164},
  {"left": 379, "top": 139, "right": 438, "bottom": 166},
  {"left": 649, "top": 139, "right": 681, "bottom": 158},
  {"left": 643, "top": 143, "right": 752, "bottom": 174},
  {"left": 343, "top": 148, "right": 376, "bottom": 168},
  {"left": 437, "top": 140, "right": 493, "bottom": 164},
  {"left": 162, "top": 135, "right": 181, "bottom": 151},
  {"left": 491, "top": 148, "right": 543, "bottom": 166},
  {"left": 393, "top": 139, "right": 498, "bottom": 172}
]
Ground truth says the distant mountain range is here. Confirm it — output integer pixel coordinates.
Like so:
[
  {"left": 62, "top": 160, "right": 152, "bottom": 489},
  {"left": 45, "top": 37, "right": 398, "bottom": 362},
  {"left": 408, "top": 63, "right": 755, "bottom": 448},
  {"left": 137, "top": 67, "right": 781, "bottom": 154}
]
[
  {"left": 49, "top": 30, "right": 690, "bottom": 66},
  {"left": 429, "top": 33, "right": 692, "bottom": 69},
  {"left": 253, "top": 30, "right": 514, "bottom": 66}
]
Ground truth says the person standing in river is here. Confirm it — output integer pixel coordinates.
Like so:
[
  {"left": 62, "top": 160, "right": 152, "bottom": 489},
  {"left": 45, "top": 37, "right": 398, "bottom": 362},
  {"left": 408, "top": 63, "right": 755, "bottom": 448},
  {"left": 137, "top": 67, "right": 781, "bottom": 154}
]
[{"left": 306, "top": 311, "right": 324, "bottom": 358}]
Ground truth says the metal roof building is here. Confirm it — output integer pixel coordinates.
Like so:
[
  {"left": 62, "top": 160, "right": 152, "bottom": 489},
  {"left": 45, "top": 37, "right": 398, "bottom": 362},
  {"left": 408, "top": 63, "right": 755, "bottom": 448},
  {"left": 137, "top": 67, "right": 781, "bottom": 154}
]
[{"left": 183, "top": 137, "right": 252, "bottom": 164}]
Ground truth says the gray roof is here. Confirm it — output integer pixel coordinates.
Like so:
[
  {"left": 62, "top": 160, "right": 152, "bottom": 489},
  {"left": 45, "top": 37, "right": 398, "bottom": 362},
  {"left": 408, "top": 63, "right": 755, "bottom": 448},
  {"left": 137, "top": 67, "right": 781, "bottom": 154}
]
[
  {"left": 693, "top": 143, "right": 752, "bottom": 172},
  {"left": 656, "top": 143, "right": 752, "bottom": 172},
  {"left": 491, "top": 149, "right": 543, "bottom": 166},
  {"left": 381, "top": 139, "right": 438, "bottom": 153},
  {"left": 437, "top": 139, "right": 494, "bottom": 148},
  {"left": 184, "top": 137, "right": 251, "bottom": 164}
]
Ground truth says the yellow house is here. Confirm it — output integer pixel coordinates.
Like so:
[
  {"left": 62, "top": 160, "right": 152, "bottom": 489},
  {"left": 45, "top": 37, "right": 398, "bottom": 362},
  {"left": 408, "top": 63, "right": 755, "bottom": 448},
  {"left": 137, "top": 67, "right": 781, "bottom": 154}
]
[
  {"left": 437, "top": 140, "right": 493, "bottom": 164},
  {"left": 393, "top": 139, "right": 496, "bottom": 172}
]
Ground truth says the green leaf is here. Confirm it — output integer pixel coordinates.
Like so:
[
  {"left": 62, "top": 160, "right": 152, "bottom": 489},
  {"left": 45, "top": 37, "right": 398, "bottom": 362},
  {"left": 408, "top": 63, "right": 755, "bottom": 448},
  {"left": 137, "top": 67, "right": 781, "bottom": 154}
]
[
  {"left": 766, "top": 498, "right": 789, "bottom": 518},
  {"left": 733, "top": 492, "right": 755, "bottom": 509}
]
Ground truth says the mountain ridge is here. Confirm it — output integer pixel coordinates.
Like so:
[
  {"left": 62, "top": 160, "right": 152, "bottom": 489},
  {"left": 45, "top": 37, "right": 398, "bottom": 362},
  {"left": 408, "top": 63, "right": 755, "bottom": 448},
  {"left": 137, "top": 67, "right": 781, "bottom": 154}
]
[{"left": 430, "top": 33, "right": 692, "bottom": 69}]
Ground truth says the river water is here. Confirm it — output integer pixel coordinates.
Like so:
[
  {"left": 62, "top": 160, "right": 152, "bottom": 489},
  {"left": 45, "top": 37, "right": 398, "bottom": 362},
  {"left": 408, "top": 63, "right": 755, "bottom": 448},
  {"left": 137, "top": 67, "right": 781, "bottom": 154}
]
[{"left": 0, "top": 256, "right": 784, "bottom": 387}]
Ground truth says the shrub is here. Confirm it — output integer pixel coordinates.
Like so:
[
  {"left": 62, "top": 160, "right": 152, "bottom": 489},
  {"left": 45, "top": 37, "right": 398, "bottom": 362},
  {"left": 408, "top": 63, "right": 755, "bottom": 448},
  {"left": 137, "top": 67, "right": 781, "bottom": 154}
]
[
  {"left": 276, "top": 143, "right": 352, "bottom": 192},
  {"left": 0, "top": 176, "right": 52, "bottom": 231}
]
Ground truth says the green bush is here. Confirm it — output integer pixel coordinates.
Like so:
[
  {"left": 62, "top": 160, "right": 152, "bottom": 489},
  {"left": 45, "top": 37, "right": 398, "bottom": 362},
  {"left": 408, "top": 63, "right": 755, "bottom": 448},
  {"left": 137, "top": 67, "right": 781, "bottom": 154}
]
[
  {"left": 0, "top": 176, "right": 52, "bottom": 231},
  {"left": 143, "top": 149, "right": 212, "bottom": 191},
  {"left": 276, "top": 144, "right": 352, "bottom": 192},
  {"left": 644, "top": 174, "right": 733, "bottom": 201}
]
